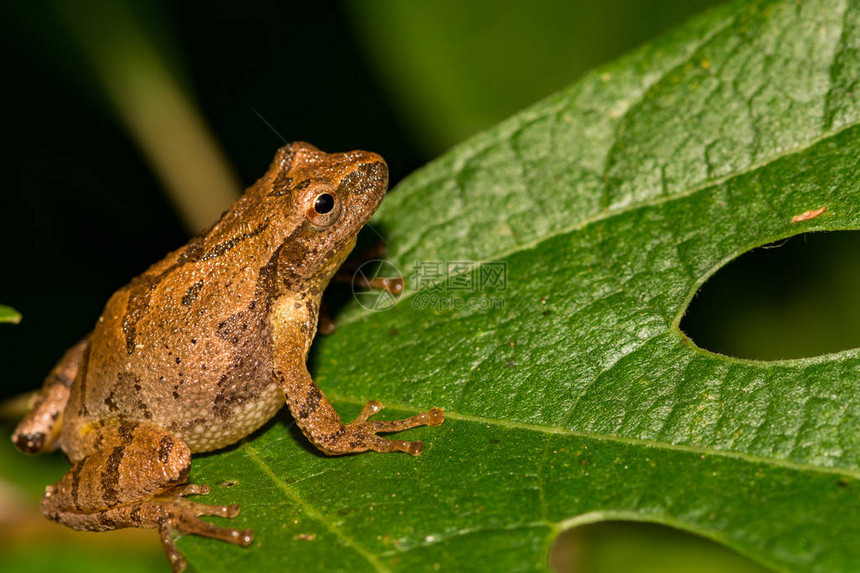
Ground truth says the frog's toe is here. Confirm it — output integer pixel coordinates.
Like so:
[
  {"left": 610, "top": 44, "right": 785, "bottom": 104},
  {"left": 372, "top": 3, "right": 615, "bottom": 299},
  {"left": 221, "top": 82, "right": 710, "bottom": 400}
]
[
  {"left": 351, "top": 400, "right": 383, "bottom": 424},
  {"left": 338, "top": 405, "right": 445, "bottom": 455},
  {"left": 424, "top": 407, "right": 445, "bottom": 426},
  {"left": 353, "top": 405, "right": 445, "bottom": 434},
  {"left": 154, "top": 492, "right": 253, "bottom": 571},
  {"left": 158, "top": 506, "right": 254, "bottom": 572},
  {"left": 171, "top": 511, "right": 253, "bottom": 545},
  {"left": 159, "top": 526, "right": 189, "bottom": 573},
  {"left": 173, "top": 483, "right": 210, "bottom": 497},
  {"left": 183, "top": 499, "right": 242, "bottom": 519},
  {"left": 362, "top": 434, "right": 424, "bottom": 455},
  {"left": 389, "top": 438, "right": 423, "bottom": 456}
]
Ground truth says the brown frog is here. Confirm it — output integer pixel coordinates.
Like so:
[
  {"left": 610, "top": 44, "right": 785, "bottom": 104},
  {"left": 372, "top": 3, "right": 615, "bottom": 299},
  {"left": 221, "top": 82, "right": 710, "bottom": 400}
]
[{"left": 12, "top": 142, "right": 444, "bottom": 571}]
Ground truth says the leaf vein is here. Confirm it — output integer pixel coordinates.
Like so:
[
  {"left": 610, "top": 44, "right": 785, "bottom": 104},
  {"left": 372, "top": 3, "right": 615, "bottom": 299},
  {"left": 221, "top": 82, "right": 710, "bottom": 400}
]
[
  {"left": 242, "top": 442, "right": 391, "bottom": 573},
  {"left": 328, "top": 395, "right": 860, "bottom": 480}
]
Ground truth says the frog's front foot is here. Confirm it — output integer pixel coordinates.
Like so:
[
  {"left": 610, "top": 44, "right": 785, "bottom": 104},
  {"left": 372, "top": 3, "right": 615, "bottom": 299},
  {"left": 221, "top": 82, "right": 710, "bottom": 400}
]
[
  {"left": 155, "top": 484, "right": 254, "bottom": 572},
  {"left": 338, "top": 401, "right": 445, "bottom": 456}
]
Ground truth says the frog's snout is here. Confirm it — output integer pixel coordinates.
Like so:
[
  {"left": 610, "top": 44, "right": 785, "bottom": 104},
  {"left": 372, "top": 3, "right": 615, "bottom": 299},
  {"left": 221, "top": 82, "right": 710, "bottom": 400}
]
[{"left": 361, "top": 152, "right": 389, "bottom": 192}]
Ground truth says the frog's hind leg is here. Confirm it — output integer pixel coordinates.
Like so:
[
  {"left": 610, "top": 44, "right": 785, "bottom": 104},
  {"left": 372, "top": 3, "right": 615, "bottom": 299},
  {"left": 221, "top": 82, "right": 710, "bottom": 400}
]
[
  {"left": 42, "top": 422, "right": 252, "bottom": 572},
  {"left": 13, "top": 334, "right": 90, "bottom": 453}
]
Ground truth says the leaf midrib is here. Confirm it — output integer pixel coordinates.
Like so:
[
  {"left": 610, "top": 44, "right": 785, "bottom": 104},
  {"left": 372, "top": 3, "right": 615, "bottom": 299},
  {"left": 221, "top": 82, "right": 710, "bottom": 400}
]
[
  {"left": 242, "top": 441, "right": 393, "bottom": 573},
  {"left": 324, "top": 395, "right": 860, "bottom": 480}
]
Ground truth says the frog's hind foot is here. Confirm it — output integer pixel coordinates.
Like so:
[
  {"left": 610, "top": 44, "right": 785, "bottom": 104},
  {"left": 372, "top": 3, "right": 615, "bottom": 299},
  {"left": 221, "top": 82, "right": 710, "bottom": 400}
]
[
  {"left": 339, "top": 402, "right": 445, "bottom": 456},
  {"left": 156, "top": 486, "right": 253, "bottom": 572}
]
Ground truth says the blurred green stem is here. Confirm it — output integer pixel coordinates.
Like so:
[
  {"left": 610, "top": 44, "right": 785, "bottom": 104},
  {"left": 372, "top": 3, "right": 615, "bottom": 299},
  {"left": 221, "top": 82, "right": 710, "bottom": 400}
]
[{"left": 54, "top": 0, "right": 239, "bottom": 233}]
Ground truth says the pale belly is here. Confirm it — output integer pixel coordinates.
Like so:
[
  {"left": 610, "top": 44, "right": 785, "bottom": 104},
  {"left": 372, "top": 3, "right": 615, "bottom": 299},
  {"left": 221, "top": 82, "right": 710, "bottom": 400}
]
[{"left": 172, "top": 382, "right": 285, "bottom": 453}]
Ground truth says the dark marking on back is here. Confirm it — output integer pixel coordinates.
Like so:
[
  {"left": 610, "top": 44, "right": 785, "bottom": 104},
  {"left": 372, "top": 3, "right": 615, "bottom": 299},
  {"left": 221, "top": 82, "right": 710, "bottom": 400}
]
[
  {"left": 122, "top": 236, "right": 206, "bottom": 354},
  {"left": 217, "top": 312, "right": 250, "bottom": 344},
  {"left": 118, "top": 422, "right": 135, "bottom": 445},
  {"left": 206, "top": 244, "right": 285, "bottom": 422},
  {"left": 276, "top": 228, "right": 307, "bottom": 292},
  {"left": 121, "top": 220, "right": 268, "bottom": 354},
  {"left": 256, "top": 244, "right": 284, "bottom": 307},
  {"left": 182, "top": 280, "right": 204, "bottom": 307},
  {"left": 139, "top": 401, "right": 153, "bottom": 420},
  {"left": 104, "top": 390, "right": 119, "bottom": 412},
  {"left": 202, "top": 223, "right": 269, "bottom": 262},
  {"left": 268, "top": 173, "right": 293, "bottom": 197}
]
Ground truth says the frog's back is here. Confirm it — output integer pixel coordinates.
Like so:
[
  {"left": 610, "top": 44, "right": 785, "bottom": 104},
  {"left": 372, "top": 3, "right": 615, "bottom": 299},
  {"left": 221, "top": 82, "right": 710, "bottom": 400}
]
[{"left": 63, "top": 197, "right": 289, "bottom": 456}]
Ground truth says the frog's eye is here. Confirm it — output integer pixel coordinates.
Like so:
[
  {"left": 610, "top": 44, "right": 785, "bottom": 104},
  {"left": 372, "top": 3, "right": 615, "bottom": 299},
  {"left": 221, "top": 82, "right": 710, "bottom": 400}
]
[
  {"left": 314, "top": 193, "right": 335, "bottom": 214},
  {"left": 305, "top": 191, "right": 341, "bottom": 228}
]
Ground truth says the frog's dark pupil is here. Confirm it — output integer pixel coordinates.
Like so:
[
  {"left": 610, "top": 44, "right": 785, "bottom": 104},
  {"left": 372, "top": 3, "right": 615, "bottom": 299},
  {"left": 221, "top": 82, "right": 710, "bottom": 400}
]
[{"left": 314, "top": 193, "right": 335, "bottom": 214}]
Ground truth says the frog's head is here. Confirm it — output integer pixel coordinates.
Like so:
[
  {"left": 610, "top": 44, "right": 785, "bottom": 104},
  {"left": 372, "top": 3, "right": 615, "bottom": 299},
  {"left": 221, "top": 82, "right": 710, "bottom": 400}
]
[{"left": 262, "top": 142, "right": 389, "bottom": 289}]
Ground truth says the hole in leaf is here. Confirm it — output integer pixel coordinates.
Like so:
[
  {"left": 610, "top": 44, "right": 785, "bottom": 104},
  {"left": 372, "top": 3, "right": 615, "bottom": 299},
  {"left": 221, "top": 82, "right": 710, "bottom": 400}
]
[
  {"left": 680, "top": 231, "right": 860, "bottom": 360},
  {"left": 550, "top": 521, "right": 772, "bottom": 573}
]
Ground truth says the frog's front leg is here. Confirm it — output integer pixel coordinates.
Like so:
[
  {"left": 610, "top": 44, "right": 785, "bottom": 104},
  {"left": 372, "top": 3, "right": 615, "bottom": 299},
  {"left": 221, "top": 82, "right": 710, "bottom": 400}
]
[
  {"left": 43, "top": 422, "right": 252, "bottom": 572},
  {"left": 271, "top": 297, "right": 444, "bottom": 456}
]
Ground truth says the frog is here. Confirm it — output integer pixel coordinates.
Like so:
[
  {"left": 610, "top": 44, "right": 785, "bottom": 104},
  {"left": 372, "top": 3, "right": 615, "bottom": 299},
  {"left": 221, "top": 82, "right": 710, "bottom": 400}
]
[{"left": 12, "top": 142, "right": 445, "bottom": 572}]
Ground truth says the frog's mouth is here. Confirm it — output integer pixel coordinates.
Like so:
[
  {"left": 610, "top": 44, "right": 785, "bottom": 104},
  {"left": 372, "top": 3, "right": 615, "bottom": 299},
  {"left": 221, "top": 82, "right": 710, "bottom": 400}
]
[
  {"left": 316, "top": 234, "right": 359, "bottom": 288},
  {"left": 332, "top": 235, "right": 359, "bottom": 270}
]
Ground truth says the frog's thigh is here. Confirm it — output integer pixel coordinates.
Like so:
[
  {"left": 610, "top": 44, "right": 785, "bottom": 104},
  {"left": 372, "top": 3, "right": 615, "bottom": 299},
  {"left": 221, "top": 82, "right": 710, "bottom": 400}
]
[
  {"left": 43, "top": 421, "right": 252, "bottom": 572},
  {"left": 42, "top": 421, "right": 191, "bottom": 527}
]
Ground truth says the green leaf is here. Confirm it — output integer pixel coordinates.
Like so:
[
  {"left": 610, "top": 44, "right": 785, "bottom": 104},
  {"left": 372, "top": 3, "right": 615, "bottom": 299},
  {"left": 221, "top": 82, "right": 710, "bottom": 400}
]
[
  {"left": 181, "top": 1, "right": 860, "bottom": 571},
  {"left": 0, "top": 305, "right": 21, "bottom": 324}
]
